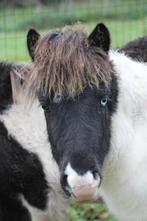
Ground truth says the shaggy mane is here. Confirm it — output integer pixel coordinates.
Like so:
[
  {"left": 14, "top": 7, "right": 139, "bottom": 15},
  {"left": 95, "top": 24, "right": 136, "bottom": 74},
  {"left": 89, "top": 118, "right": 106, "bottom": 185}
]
[{"left": 28, "top": 25, "right": 113, "bottom": 100}]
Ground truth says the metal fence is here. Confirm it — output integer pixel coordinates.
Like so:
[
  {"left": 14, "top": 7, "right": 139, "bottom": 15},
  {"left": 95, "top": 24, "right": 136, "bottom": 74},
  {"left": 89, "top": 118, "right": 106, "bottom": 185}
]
[{"left": 0, "top": 0, "right": 147, "bottom": 61}]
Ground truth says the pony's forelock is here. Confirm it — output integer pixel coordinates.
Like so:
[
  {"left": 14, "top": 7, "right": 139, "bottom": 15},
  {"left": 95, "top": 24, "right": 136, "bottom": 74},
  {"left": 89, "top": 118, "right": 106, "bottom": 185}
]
[{"left": 27, "top": 25, "right": 113, "bottom": 101}]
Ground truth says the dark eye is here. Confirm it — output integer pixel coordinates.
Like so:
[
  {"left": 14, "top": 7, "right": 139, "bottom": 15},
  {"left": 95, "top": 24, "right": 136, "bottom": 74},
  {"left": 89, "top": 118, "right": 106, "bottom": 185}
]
[
  {"left": 100, "top": 97, "right": 108, "bottom": 106},
  {"left": 37, "top": 91, "right": 50, "bottom": 112},
  {"left": 39, "top": 100, "right": 50, "bottom": 112}
]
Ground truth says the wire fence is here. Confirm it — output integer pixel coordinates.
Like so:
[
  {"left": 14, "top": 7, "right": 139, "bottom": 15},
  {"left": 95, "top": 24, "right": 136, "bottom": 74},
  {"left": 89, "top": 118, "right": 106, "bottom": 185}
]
[{"left": 0, "top": 0, "right": 147, "bottom": 61}]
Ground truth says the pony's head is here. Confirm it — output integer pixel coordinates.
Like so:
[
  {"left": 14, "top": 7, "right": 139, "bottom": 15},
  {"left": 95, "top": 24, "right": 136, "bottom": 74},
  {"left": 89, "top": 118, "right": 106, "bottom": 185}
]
[{"left": 27, "top": 23, "right": 118, "bottom": 201}]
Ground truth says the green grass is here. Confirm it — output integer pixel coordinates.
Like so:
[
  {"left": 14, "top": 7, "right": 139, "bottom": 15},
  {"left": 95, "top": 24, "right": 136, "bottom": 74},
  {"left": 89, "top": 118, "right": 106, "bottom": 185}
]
[
  {"left": 0, "top": 16, "right": 147, "bottom": 62},
  {"left": 69, "top": 202, "right": 116, "bottom": 221},
  {"left": 0, "top": 0, "right": 147, "bottom": 61},
  {"left": 0, "top": 0, "right": 147, "bottom": 32}
]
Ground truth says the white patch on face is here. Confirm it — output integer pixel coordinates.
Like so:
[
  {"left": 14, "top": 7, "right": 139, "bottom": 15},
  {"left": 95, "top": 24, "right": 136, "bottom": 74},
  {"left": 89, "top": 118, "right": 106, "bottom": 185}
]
[
  {"left": 64, "top": 163, "right": 100, "bottom": 202},
  {"left": 65, "top": 163, "right": 100, "bottom": 188}
]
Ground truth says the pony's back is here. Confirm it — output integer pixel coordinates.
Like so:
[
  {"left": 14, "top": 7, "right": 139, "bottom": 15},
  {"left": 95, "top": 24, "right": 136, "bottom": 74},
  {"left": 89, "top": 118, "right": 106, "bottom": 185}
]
[{"left": 119, "top": 36, "right": 147, "bottom": 62}]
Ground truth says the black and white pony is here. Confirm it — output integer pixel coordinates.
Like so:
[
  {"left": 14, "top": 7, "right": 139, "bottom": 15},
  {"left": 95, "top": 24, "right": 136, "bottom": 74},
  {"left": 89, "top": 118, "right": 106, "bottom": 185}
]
[
  {"left": 0, "top": 24, "right": 147, "bottom": 221},
  {"left": 25, "top": 23, "right": 147, "bottom": 221},
  {"left": 0, "top": 63, "right": 69, "bottom": 221}
]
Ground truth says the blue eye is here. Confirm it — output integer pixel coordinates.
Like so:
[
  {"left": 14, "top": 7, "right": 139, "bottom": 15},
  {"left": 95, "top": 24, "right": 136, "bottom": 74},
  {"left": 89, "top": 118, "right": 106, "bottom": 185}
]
[
  {"left": 53, "top": 93, "right": 62, "bottom": 103},
  {"left": 100, "top": 97, "right": 108, "bottom": 106}
]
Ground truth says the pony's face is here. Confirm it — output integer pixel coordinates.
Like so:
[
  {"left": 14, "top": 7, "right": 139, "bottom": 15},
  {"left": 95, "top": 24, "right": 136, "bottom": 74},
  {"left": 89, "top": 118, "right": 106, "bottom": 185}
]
[
  {"left": 27, "top": 24, "right": 118, "bottom": 201},
  {"left": 38, "top": 81, "right": 117, "bottom": 199}
]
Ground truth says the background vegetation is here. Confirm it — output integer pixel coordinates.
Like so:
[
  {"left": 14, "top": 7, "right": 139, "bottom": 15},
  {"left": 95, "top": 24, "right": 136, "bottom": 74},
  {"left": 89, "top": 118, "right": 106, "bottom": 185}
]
[
  {"left": 0, "top": 0, "right": 147, "bottom": 220},
  {"left": 0, "top": 0, "right": 147, "bottom": 61}
]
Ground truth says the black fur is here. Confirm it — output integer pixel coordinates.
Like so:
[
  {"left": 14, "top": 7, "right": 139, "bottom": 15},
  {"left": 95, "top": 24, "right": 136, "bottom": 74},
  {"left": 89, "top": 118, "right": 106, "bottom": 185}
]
[
  {"left": 0, "top": 121, "right": 48, "bottom": 220},
  {"left": 39, "top": 74, "right": 118, "bottom": 194},
  {"left": 0, "top": 197, "right": 31, "bottom": 221},
  {"left": 119, "top": 36, "right": 147, "bottom": 62},
  {"left": 88, "top": 23, "right": 110, "bottom": 52},
  {"left": 0, "top": 62, "right": 16, "bottom": 113},
  {"left": 27, "top": 29, "right": 40, "bottom": 61}
]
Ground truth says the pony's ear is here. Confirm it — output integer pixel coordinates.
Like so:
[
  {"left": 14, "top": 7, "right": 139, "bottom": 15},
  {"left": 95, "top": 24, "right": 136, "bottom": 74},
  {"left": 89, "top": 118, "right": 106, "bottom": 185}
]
[
  {"left": 88, "top": 23, "right": 110, "bottom": 53},
  {"left": 27, "top": 28, "right": 40, "bottom": 61}
]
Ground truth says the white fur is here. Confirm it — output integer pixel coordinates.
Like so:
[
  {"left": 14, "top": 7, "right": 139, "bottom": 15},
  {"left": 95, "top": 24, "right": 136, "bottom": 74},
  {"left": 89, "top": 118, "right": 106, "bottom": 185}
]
[
  {"left": 0, "top": 101, "right": 69, "bottom": 221},
  {"left": 65, "top": 163, "right": 100, "bottom": 188},
  {"left": 99, "top": 51, "right": 147, "bottom": 221}
]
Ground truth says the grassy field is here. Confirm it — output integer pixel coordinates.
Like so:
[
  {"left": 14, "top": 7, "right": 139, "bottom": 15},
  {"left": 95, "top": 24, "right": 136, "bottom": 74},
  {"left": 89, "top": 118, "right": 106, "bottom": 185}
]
[
  {"left": 0, "top": 1, "right": 147, "bottom": 220},
  {"left": 1, "top": 16, "right": 147, "bottom": 61},
  {"left": 0, "top": 0, "right": 147, "bottom": 61}
]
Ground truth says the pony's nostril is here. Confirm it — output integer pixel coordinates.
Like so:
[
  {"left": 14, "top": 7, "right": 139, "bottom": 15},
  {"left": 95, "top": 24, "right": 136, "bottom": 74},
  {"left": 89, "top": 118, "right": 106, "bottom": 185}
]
[
  {"left": 62, "top": 174, "right": 68, "bottom": 186},
  {"left": 60, "top": 174, "right": 71, "bottom": 196},
  {"left": 92, "top": 169, "right": 101, "bottom": 181},
  {"left": 91, "top": 169, "right": 101, "bottom": 187},
  {"left": 91, "top": 169, "right": 98, "bottom": 177}
]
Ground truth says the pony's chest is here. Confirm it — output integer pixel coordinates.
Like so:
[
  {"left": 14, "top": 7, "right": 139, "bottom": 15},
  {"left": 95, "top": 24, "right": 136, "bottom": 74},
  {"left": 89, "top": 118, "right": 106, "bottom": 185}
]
[{"left": 100, "top": 173, "right": 147, "bottom": 221}]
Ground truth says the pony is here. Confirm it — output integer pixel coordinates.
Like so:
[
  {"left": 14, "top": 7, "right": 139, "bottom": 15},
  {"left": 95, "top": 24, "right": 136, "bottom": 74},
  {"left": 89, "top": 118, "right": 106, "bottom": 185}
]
[
  {"left": 0, "top": 24, "right": 147, "bottom": 221},
  {"left": 0, "top": 62, "right": 69, "bottom": 221},
  {"left": 25, "top": 23, "right": 147, "bottom": 221}
]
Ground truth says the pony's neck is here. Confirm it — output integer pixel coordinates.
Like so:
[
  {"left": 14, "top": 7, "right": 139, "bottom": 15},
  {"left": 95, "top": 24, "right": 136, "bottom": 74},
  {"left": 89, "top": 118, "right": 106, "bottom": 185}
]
[
  {"left": 110, "top": 50, "right": 147, "bottom": 118},
  {"left": 100, "top": 51, "right": 147, "bottom": 220},
  {"left": 102, "top": 50, "right": 147, "bottom": 175}
]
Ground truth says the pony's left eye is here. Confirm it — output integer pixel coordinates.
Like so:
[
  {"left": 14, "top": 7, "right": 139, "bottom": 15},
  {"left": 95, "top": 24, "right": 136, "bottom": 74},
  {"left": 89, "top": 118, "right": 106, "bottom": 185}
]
[
  {"left": 42, "top": 103, "right": 50, "bottom": 112},
  {"left": 100, "top": 97, "right": 108, "bottom": 106}
]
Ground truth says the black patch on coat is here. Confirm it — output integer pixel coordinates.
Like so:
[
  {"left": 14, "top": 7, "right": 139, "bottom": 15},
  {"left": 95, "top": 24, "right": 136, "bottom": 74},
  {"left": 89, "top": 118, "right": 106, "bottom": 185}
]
[
  {"left": 0, "top": 121, "right": 49, "bottom": 220},
  {"left": 0, "top": 196, "right": 31, "bottom": 221},
  {"left": 119, "top": 36, "right": 147, "bottom": 62},
  {"left": 0, "top": 62, "right": 14, "bottom": 113}
]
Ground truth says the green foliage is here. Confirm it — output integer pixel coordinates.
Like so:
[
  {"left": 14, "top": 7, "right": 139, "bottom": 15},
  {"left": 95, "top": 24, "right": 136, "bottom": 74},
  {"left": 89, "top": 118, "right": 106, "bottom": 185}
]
[
  {"left": 0, "top": 0, "right": 147, "bottom": 62},
  {"left": 0, "top": 17, "right": 146, "bottom": 62},
  {"left": 68, "top": 202, "right": 116, "bottom": 221},
  {"left": 0, "top": 0, "right": 147, "bottom": 32}
]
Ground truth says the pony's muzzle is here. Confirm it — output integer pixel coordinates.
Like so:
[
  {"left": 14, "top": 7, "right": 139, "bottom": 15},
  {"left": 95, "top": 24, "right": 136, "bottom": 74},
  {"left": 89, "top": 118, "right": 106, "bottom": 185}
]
[{"left": 60, "top": 163, "right": 101, "bottom": 202}]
